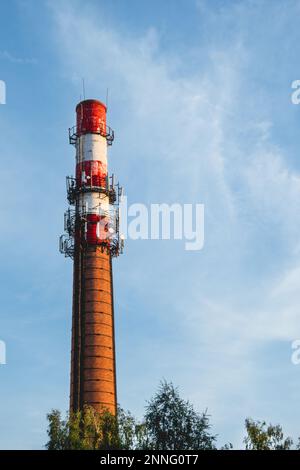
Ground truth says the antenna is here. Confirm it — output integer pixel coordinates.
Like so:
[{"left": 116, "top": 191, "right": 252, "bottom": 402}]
[
  {"left": 82, "top": 78, "right": 86, "bottom": 100},
  {"left": 106, "top": 88, "right": 109, "bottom": 110}
]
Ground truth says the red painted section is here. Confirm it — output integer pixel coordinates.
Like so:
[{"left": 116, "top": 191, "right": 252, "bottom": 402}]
[
  {"left": 86, "top": 214, "right": 100, "bottom": 244},
  {"left": 76, "top": 99, "right": 107, "bottom": 136},
  {"left": 86, "top": 214, "right": 110, "bottom": 246},
  {"left": 76, "top": 160, "right": 107, "bottom": 188}
]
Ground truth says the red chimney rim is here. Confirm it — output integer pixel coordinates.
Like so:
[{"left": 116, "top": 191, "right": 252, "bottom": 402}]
[{"left": 76, "top": 99, "right": 107, "bottom": 112}]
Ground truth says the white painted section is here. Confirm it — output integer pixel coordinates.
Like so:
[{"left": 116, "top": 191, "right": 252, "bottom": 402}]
[
  {"left": 79, "top": 192, "right": 109, "bottom": 215},
  {"left": 76, "top": 134, "right": 107, "bottom": 165}
]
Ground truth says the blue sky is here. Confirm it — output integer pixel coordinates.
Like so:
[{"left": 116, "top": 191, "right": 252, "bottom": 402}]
[{"left": 1, "top": 0, "right": 300, "bottom": 449}]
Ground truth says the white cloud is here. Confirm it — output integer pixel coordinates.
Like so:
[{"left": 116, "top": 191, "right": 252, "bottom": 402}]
[{"left": 0, "top": 50, "right": 37, "bottom": 64}]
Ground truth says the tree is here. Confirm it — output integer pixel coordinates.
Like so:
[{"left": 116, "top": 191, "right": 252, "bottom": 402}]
[
  {"left": 46, "top": 405, "right": 121, "bottom": 450},
  {"left": 46, "top": 409, "right": 67, "bottom": 450},
  {"left": 143, "top": 380, "right": 216, "bottom": 450},
  {"left": 115, "top": 407, "right": 147, "bottom": 450},
  {"left": 46, "top": 381, "right": 217, "bottom": 450},
  {"left": 244, "top": 418, "right": 293, "bottom": 450}
]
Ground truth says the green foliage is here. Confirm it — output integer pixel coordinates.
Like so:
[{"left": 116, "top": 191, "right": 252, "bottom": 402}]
[
  {"left": 46, "top": 381, "right": 216, "bottom": 450},
  {"left": 46, "top": 409, "right": 67, "bottom": 450},
  {"left": 117, "top": 407, "right": 147, "bottom": 450},
  {"left": 50, "top": 382, "right": 299, "bottom": 451},
  {"left": 46, "top": 405, "right": 121, "bottom": 450},
  {"left": 143, "top": 380, "right": 216, "bottom": 450},
  {"left": 244, "top": 418, "right": 293, "bottom": 450},
  {"left": 220, "top": 442, "right": 233, "bottom": 450}
]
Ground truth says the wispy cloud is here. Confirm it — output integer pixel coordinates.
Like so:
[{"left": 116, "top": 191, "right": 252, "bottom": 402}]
[{"left": 0, "top": 50, "right": 37, "bottom": 64}]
